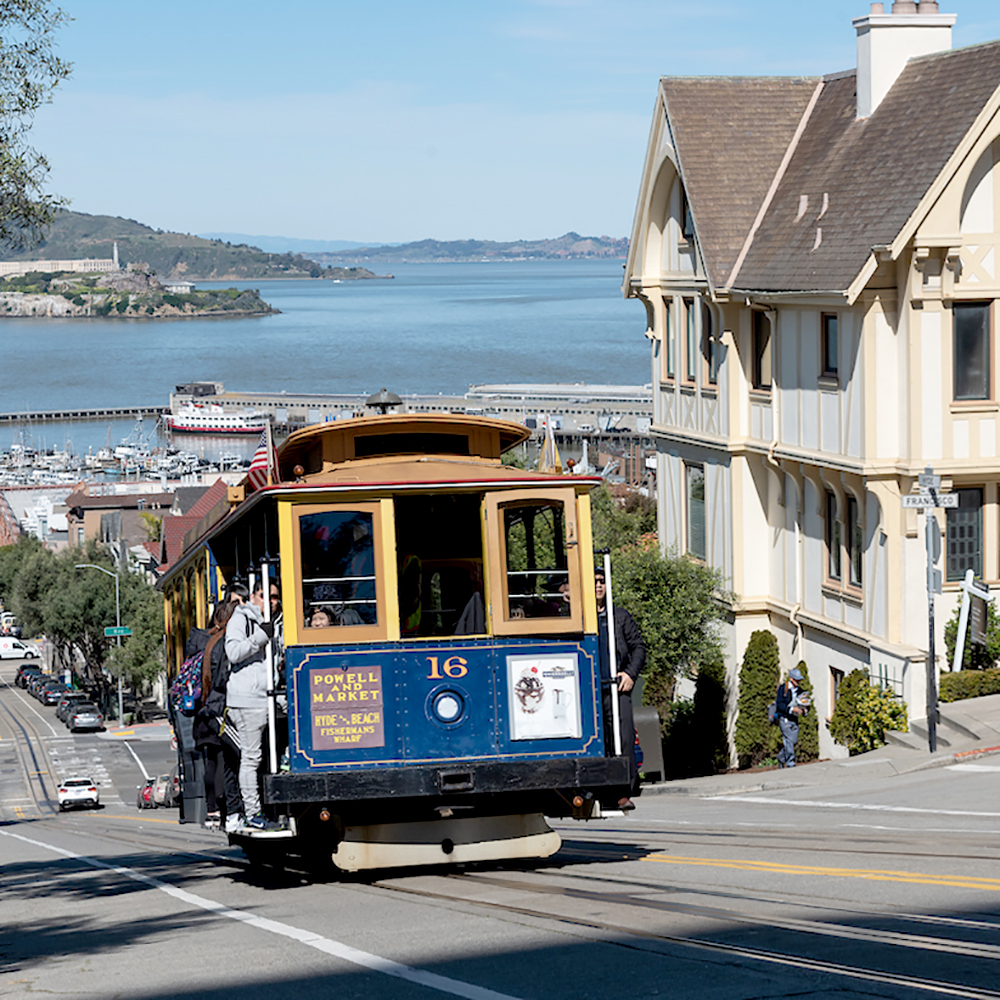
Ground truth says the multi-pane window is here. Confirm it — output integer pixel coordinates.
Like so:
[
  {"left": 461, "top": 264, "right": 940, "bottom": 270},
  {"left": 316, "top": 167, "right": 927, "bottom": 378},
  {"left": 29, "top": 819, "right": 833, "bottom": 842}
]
[
  {"left": 703, "top": 302, "right": 718, "bottom": 385},
  {"left": 752, "top": 311, "right": 772, "bottom": 390},
  {"left": 846, "top": 496, "right": 862, "bottom": 588},
  {"left": 822, "top": 313, "right": 838, "bottom": 378},
  {"left": 826, "top": 492, "right": 841, "bottom": 581},
  {"left": 953, "top": 303, "right": 990, "bottom": 401},
  {"left": 686, "top": 463, "right": 706, "bottom": 560},
  {"left": 946, "top": 487, "right": 983, "bottom": 581},
  {"left": 685, "top": 298, "right": 697, "bottom": 382}
]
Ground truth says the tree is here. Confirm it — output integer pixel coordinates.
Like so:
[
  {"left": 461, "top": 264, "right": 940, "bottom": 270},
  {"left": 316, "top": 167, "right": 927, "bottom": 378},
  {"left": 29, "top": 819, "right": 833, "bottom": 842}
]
[
  {"left": 611, "top": 541, "right": 732, "bottom": 723},
  {"left": 0, "top": 2, "right": 72, "bottom": 250},
  {"left": 944, "top": 599, "right": 1000, "bottom": 671},
  {"left": 106, "top": 583, "right": 164, "bottom": 690},
  {"left": 734, "top": 630, "right": 781, "bottom": 768},
  {"left": 590, "top": 484, "right": 656, "bottom": 551}
]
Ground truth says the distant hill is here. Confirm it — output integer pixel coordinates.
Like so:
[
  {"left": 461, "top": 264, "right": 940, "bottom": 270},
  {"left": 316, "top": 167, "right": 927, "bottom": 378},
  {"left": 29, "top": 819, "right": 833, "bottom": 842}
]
[
  {"left": 308, "top": 232, "right": 629, "bottom": 264},
  {"left": 0, "top": 212, "right": 386, "bottom": 281},
  {"left": 199, "top": 232, "right": 401, "bottom": 254}
]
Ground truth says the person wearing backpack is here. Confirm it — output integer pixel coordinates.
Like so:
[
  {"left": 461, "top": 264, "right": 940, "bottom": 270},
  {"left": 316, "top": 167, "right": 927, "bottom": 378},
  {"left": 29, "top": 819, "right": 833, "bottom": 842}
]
[
  {"left": 775, "top": 667, "right": 810, "bottom": 768},
  {"left": 194, "top": 601, "right": 238, "bottom": 829}
]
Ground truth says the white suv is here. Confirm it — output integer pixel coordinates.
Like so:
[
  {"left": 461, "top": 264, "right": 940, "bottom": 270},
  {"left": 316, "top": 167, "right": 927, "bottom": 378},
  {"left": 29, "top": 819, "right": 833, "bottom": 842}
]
[{"left": 57, "top": 776, "right": 100, "bottom": 811}]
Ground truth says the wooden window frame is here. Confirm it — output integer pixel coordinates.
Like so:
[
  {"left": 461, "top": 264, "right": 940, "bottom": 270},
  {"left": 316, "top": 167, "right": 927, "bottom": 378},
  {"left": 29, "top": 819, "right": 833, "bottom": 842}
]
[
  {"left": 953, "top": 301, "right": 992, "bottom": 402},
  {"left": 752, "top": 311, "right": 772, "bottom": 391},
  {"left": 289, "top": 500, "right": 395, "bottom": 644},
  {"left": 825, "top": 491, "right": 842, "bottom": 582},
  {"left": 684, "top": 298, "right": 697, "bottom": 384},
  {"left": 685, "top": 462, "right": 706, "bottom": 561},
  {"left": 483, "top": 487, "right": 583, "bottom": 637},
  {"left": 663, "top": 297, "right": 675, "bottom": 380},
  {"left": 821, "top": 313, "right": 839, "bottom": 379},
  {"left": 702, "top": 301, "right": 718, "bottom": 386},
  {"left": 846, "top": 495, "right": 862, "bottom": 589}
]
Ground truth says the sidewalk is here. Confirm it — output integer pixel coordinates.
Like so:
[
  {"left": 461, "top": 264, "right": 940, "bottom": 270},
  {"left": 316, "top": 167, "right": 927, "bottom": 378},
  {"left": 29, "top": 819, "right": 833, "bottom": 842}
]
[
  {"left": 640, "top": 693, "right": 1000, "bottom": 798},
  {"left": 97, "top": 719, "right": 173, "bottom": 742}
]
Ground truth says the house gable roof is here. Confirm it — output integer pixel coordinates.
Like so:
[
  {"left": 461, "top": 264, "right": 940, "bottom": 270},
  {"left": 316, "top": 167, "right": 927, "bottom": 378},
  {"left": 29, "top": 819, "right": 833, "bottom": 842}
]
[
  {"left": 661, "top": 76, "right": 820, "bottom": 289},
  {"left": 660, "top": 40, "right": 1000, "bottom": 295}
]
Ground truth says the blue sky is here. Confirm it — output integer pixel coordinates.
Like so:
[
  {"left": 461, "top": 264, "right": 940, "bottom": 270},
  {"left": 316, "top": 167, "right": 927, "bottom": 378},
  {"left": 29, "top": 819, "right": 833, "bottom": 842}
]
[{"left": 30, "top": 1, "right": 1000, "bottom": 243}]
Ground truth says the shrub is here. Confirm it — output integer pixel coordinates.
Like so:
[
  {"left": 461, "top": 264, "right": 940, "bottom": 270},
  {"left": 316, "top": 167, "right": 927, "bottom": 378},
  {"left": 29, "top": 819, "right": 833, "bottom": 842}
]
[
  {"left": 115, "top": 298, "right": 129, "bottom": 314},
  {"left": 944, "top": 601, "right": 1000, "bottom": 671},
  {"left": 72, "top": 296, "right": 85, "bottom": 306},
  {"left": 796, "top": 660, "right": 819, "bottom": 762},
  {"left": 735, "top": 630, "right": 781, "bottom": 768},
  {"left": 145, "top": 305, "right": 154, "bottom": 315},
  {"left": 829, "top": 669, "right": 907, "bottom": 754},
  {"left": 940, "top": 668, "right": 1000, "bottom": 702},
  {"left": 660, "top": 651, "right": 729, "bottom": 778}
]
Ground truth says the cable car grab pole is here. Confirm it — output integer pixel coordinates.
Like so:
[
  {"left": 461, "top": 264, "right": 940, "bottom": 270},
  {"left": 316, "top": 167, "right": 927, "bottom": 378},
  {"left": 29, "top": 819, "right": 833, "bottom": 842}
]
[
  {"left": 261, "top": 560, "right": 278, "bottom": 774},
  {"left": 603, "top": 553, "right": 622, "bottom": 757}
]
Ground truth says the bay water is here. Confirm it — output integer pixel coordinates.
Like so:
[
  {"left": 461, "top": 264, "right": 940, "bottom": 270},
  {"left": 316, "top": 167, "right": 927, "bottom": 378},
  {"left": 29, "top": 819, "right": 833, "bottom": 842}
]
[{"left": 1, "top": 260, "right": 648, "bottom": 458}]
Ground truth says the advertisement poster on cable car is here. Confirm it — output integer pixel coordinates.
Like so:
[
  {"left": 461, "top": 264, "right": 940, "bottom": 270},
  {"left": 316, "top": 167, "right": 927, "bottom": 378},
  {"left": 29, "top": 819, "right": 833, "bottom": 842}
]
[
  {"left": 310, "top": 665, "right": 385, "bottom": 750},
  {"left": 506, "top": 653, "right": 582, "bottom": 741}
]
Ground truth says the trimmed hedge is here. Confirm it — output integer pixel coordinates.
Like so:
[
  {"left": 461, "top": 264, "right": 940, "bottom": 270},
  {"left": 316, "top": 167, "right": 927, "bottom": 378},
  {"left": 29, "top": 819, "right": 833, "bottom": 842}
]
[
  {"left": 940, "top": 668, "right": 1000, "bottom": 702},
  {"left": 735, "top": 630, "right": 781, "bottom": 768}
]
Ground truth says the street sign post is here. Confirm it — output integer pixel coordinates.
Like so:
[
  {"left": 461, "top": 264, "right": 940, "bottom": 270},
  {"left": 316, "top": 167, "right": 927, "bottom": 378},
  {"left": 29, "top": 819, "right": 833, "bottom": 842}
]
[
  {"left": 104, "top": 625, "right": 132, "bottom": 638},
  {"left": 902, "top": 467, "right": 963, "bottom": 754}
]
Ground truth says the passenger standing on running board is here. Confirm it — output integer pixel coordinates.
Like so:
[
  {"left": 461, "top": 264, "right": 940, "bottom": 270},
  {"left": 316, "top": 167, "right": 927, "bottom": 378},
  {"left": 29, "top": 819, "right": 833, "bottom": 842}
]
[
  {"left": 594, "top": 567, "right": 645, "bottom": 811},
  {"left": 225, "top": 581, "right": 278, "bottom": 831}
]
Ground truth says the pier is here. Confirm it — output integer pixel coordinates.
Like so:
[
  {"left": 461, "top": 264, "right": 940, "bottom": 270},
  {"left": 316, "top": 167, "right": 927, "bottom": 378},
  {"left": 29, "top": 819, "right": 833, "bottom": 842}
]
[{"left": 0, "top": 405, "right": 167, "bottom": 424}]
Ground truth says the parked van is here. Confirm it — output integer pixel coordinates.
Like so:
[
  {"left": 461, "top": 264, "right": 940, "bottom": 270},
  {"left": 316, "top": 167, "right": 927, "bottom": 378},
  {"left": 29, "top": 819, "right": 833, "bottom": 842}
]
[{"left": 0, "top": 637, "right": 40, "bottom": 659}]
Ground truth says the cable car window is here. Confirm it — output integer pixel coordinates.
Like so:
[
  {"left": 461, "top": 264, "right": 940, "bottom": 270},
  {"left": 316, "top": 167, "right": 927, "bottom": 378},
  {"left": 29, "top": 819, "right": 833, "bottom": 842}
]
[
  {"left": 503, "top": 503, "right": 570, "bottom": 620},
  {"left": 484, "top": 488, "right": 583, "bottom": 636},
  {"left": 299, "top": 510, "right": 377, "bottom": 627}
]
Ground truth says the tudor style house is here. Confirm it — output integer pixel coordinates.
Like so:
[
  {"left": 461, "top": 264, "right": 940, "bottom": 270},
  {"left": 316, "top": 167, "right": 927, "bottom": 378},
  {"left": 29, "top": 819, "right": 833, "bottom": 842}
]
[{"left": 624, "top": 2, "right": 1000, "bottom": 757}]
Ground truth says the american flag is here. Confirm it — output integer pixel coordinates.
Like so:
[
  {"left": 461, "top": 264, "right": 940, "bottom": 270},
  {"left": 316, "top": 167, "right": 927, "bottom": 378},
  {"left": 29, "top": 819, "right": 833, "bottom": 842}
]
[{"left": 247, "top": 428, "right": 278, "bottom": 492}]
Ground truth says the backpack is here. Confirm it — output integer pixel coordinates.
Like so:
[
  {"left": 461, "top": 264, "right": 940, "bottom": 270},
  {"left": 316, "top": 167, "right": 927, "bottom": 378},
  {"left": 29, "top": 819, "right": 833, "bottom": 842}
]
[{"left": 169, "top": 649, "right": 204, "bottom": 716}]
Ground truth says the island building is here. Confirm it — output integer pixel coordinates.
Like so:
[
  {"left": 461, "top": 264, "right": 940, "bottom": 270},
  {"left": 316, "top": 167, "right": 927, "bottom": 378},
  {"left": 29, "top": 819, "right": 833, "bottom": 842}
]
[
  {"left": 0, "top": 242, "right": 120, "bottom": 278},
  {"left": 624, "top": 1, "right": 1000, "bottom": 757}
]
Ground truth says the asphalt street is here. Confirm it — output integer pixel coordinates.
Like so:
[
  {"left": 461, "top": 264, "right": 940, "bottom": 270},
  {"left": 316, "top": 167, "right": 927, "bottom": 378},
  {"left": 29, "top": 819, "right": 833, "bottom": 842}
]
[{"left": 1, "top": 658, "right": 998, "bottom": 1000}]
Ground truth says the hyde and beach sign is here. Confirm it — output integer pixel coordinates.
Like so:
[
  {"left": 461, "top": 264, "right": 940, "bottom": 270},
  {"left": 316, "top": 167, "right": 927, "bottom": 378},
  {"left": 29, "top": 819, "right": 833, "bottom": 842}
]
[{"left": 310, "top": 665, "right": 385, "bottom": 750}]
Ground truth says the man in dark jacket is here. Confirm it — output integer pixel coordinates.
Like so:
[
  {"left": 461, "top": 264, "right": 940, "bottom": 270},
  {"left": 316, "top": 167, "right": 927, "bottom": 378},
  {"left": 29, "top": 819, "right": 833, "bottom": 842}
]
[
  {"left": 595, "top": 568, "right": 645, "bottom": 810},
  {"left": 775, "top": 667, "right": 808, "bottom": 767}
]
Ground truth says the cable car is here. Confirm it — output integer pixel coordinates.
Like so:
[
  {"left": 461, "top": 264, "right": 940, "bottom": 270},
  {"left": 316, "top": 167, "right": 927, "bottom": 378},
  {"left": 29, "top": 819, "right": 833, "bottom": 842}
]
[{"left": 161, "top": 412, "right": 630, "bottom": 871}]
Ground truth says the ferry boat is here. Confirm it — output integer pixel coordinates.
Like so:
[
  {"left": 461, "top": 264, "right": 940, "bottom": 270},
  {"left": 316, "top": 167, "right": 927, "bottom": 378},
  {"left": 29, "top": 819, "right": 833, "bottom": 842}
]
[{"left": 165, "top": 403, "right": 268, "bottom": 435}]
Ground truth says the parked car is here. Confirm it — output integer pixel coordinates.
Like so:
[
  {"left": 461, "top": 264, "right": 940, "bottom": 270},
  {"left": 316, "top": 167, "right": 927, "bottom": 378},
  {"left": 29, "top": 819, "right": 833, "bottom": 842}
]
[
  {"left": 0, "top": 636, "right": 39, "bottom": 659},
  {"left": 57, "top": 776, "right": 100, "bottom": 811},
  {"left": 40, "top": 684, "right": 69, "bottom": 706},
  {"left": 67, "top": 703, "right": 104, "bottom": 732},
  {"left": 55, "top": 692, "right": 90, "bottom": 723},
  {"left": 15, "top": 664, "right": 42, "bottom": 688},
  {"left": 34, "top": 680, "right": 64, "bottom": 702}
]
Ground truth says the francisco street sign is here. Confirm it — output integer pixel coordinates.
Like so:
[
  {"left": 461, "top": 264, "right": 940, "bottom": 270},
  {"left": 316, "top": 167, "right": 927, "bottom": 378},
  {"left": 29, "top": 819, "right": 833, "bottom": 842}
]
[
  {"left": 104, "top": 626, "right": 132, "bottom": 637},
  {"left": 902, "top": 493, "right": 959, "bottom": 508}
]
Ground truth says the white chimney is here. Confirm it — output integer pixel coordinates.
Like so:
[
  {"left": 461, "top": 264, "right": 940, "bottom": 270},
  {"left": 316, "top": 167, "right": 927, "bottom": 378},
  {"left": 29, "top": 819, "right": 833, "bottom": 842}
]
[{"left": 854, "top": 1, "right": 955, "bottom": 119}]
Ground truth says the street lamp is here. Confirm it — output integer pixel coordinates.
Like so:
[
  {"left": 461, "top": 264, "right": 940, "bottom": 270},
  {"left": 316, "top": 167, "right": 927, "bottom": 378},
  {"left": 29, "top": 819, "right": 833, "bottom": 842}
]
[{"left": 75, "top": 563, "right": 123, "bottom": 728}]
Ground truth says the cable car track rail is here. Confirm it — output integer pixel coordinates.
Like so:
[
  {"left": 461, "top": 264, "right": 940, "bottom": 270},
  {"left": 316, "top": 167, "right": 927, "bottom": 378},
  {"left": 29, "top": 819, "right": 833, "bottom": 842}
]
[{"left": 0, "top": 675, "right": 59, "bottom": 818}]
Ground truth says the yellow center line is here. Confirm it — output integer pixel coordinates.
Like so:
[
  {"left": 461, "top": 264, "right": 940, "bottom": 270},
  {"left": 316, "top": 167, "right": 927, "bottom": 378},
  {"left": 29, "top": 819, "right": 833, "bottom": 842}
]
[
  {"left": 97, "top": 813, "right": 186, "bottom": 825},
  {"left": 644, "top": 855, "right": 1000, "bottom": 892}
]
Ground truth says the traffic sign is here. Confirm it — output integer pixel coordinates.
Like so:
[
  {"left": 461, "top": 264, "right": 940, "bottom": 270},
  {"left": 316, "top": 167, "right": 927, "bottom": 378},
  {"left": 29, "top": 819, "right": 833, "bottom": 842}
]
[
  {"left": 104, "top": 626, "right": 132, "bottom": 637},
  {"left": 918, "top": 473, "right": 942, "bottom": 490},
  {"left": 902, "top": 493, "right": 959, "bottom": 508}
]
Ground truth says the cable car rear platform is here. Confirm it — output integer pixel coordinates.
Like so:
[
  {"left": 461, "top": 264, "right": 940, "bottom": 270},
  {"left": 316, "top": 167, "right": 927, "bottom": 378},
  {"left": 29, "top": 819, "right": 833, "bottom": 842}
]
[{"left": 264, "top": 756, "right": 630, "bottom": 805}]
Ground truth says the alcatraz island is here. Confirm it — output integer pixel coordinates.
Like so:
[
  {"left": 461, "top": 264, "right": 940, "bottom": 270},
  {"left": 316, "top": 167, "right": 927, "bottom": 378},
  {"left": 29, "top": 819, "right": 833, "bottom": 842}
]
[{"left": 0, "top": 210, "right": 390, "bottom": 319}]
